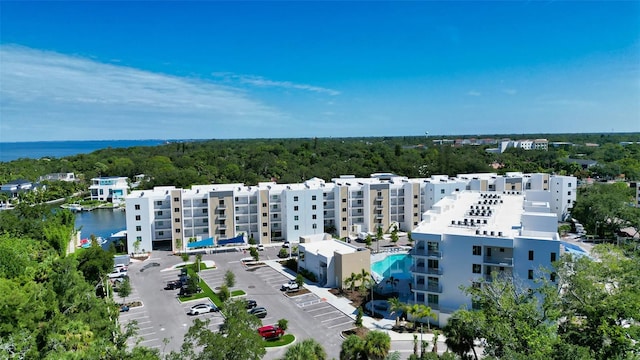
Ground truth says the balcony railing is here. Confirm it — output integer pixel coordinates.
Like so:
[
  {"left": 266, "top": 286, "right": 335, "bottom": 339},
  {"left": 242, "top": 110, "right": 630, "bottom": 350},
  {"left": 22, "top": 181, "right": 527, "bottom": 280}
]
[
  {"left": 483, "top": 257, "right": 514, "bottom": 266},
  {"left": 411, "top": 266, "right": 443, "bottom": 275},
  {"left": 411, "top": 248, "right": 442, "bottom": 258},
  {"left": 413, "top": 283, "right": 442, "bottom": 293}
]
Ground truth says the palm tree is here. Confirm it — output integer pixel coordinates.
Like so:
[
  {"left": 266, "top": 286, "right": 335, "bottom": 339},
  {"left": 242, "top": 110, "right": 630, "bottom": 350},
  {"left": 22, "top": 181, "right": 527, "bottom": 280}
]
[
  {"left": 406, "top": 303, "right": 435, "bottom": 332},
  {"left": 344, "top": 272, "right": 358, "bottom": 293},
  {"left": 387, "top": 297, "right": 406, "bottom": 328},
  {"left": 363, "top": 330, "right": 391, "bottom": 360},
  {"left": 282, "top": 338, "right": 327, "bottom": 360},
  {"left": 443, "top": 310, "right": 481, "bottom": 360},
  {"left": 340, "top": 334, "right": 364, "bottom": 360},
  {"left": 385, "top": 276, "right": 399, "bottom": 293}
]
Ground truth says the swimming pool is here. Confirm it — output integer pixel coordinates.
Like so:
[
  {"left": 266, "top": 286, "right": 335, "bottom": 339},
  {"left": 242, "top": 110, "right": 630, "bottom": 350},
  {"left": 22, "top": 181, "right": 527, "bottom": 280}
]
[{"left": 371, "top": 253, "right": 412, "bottom": 280}]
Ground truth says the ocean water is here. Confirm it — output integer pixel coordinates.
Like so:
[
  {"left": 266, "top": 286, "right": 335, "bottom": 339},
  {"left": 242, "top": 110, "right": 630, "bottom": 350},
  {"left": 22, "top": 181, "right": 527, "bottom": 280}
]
[{"left": 0, "top": 139, "right": 168, "bottom": 162}]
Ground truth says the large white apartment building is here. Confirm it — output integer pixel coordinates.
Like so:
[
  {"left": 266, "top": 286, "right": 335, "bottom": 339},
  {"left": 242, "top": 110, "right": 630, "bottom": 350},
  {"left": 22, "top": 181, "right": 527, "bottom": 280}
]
[
  {"left": 124, "top": 173, "right": 576, "bottom": 254},
  {"left": 410, "top": 189, "right": 565, "bottom": 327}
]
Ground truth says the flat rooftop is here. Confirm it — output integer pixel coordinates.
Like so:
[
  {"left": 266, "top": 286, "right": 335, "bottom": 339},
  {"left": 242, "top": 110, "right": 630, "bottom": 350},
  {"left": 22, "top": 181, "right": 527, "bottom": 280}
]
[
  {"left": 300, "top": 239, "right": 360, "bottom": 258},
  {"left": 414, "top": 191, "right": 525, "bottom": 238}
]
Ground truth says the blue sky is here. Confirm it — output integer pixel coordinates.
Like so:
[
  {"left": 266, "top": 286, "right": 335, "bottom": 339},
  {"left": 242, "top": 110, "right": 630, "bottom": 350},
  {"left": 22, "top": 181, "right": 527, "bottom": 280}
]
[{"left": 1, "top": 1, "right": 639, "bottom": 142}]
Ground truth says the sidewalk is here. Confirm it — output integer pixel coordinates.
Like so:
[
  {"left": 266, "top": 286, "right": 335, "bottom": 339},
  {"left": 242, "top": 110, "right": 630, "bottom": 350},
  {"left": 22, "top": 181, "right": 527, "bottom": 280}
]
[{"left": 263, "top": 259, "right": 436, "bottom": 343}]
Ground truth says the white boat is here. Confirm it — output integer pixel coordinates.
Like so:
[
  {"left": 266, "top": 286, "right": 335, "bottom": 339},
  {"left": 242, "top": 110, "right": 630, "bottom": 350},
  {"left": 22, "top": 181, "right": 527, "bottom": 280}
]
[{"left": 63, "top": 204, "right": 83, "bottom": 212}]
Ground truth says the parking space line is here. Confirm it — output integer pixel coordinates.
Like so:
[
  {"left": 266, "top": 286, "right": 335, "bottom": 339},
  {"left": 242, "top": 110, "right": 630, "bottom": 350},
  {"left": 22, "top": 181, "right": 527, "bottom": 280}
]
[
  {"left": 328, "top": 320, "right": 356, "bottom": 329},
  {"left": 138, "top": 337, "right": 159, "bottom": 343},
  {"left": 314, "top": 311, "right": 341, "bottom": 318},
  {"left": 321, "top": 315, "right": 349, "bottom": 323},
  {"left": 306, "top": 306, "right": 331, "bottom": 313}
]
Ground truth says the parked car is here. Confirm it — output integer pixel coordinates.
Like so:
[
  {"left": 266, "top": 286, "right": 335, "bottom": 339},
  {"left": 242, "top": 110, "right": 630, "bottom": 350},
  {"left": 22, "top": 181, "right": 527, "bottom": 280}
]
[
  {"left": 187, "top": 303, "right": 218, "bottom": 315},
  {"left": 257, "top": 244, "right": 265, "bottom": 251},
  {"left": 281, "top": 279, "right": 299, "bottom": 291},
  {"left": 282, "top": 241, "right": 290, "bottom": 248},
  {"left": 179, "top": 285, "right": 202, "bottom": 297},
  {"left": 108, "top": 269, "right": 127, "bottom": 279},
  {"left": 248, "top": 306, "right": 267, "bottom": 319},
  {"left": 257, "top": 325, "right": 284, "bottom": 339},
  {"left": 114, "top": 264, "right": 128, "bottom": 272},
  {"left": 119, "top": 305, "right": 130, "bottom": 312},
  {"left": 164, "top": 280, "right": 181, "bottom": 290},
  {"left": 244, "top": 299, "right": 257, "bottom": 309}
]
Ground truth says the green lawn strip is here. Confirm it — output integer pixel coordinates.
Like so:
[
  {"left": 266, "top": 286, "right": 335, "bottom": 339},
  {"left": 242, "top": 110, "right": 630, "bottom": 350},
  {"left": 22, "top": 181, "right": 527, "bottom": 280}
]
[
  {"left": 178, "top": 267, "right": 223, "bottom": 308},
  {"left": 176, "top": 263, "right": 209, "bottom": 271},
  {"left": 231, "top": 289, "right": 246, "bottom": 297},
  {"left": 263, "top": 334, "right": 295, "bottom": 348}
]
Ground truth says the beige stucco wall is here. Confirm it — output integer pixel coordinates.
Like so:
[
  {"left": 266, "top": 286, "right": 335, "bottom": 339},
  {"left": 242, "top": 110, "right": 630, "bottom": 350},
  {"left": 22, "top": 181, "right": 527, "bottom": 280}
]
[
  {"left": 259, "top": 189, "right": 271, "bottom": 244},
  {"left": 170, "top": 189, "right": 183, "bottom": 252},
  {"left": 334, "top": 248, "right": 371, "bottom": 289}
]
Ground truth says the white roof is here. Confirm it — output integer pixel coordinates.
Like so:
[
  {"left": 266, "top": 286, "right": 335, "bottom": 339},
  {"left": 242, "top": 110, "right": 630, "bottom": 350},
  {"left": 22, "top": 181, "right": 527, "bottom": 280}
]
[
  {"left": 300, "top": 239, "right": 359, "bottom": 258},
  {"left": 414, "top": 191, "right": 525, "bottom": 238}
]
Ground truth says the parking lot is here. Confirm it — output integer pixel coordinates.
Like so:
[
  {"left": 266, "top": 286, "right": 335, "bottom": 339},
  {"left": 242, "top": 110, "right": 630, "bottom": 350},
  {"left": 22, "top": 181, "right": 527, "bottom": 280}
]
[{"left": 116, "top": 247, "right": 356, "bottom": 359}]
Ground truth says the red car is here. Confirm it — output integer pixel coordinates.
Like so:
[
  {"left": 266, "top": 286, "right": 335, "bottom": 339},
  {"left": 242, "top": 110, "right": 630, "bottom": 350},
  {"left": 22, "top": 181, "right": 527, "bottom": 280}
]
[{"left": 257, "top": 325, "right": 284, "bottom": 339}]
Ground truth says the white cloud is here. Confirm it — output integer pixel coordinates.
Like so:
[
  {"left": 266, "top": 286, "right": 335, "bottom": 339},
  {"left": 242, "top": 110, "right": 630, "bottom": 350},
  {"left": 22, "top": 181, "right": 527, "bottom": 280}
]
[
  {"left": 502, "top": 88, "right": 518, "bottom": 95},
  {"left": 467, "top": 90, "right": 481, "bottom": 96},
  {"left": 212, "top": 72, "right": 340, "bottom": 96},
  {"left": 0, "top": 45, "right": 288, "bottom": 141}
]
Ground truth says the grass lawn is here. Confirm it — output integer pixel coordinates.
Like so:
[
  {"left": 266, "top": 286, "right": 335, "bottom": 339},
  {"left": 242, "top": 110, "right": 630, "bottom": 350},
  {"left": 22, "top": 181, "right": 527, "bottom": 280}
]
[
  {"left": 178, "top": 266, "right": 222, "bottom": 307},
  {"left": 231, "top": 289, "right": 246, "bottom": 297},
  {"left": 176, "top": 263, "right": 210, "bottom": 271},
  {"left": 264, "top": 334, "right": 295, "bottom": 348}
]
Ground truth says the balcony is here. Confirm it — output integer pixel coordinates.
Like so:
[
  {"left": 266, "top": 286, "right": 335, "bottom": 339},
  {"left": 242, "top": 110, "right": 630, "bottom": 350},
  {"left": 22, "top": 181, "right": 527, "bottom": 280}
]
[
  {"left": 411, "top": 248, "right": 441, "bottom": 258},
  {"left": 413, "top": 283, "right": 442, "bottom": 293},
  {"left": 411, "top": 266, "right": 443, "bottom": 275},
  {"left": 375, "top": 213, "right": 384, "bottom": 219},
  {"left": 217, "top": 204, "right": 227, "bottom": 210},
  {"left": 483, "top": 257, "right": 513, "bottom": 266}
]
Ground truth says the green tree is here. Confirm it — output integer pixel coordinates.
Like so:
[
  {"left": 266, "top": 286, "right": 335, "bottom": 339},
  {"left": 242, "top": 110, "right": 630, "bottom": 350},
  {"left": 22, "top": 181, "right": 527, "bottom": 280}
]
[
  {"left": 443, "top": 309, "right": 482, "bottom": 360},
  {"left": 344, "top": 272, "right": 358, "bottom": 292},
  {"left": 218, "top": 284, "right": 230, "bottom": 302},
  {"left": 277, "top": 318, "right": 289, "bottom": 331},
  {"left": 363, "top": 330, "right": 391, "bottom": 360},
  {"left": 355, "top": 307, "right": 364, "bottom": 327},
  {"left": 282, "top": 338, "right": 327, "bottom": 360},
  {"left": 195, "top": 253, "right": 203, "bottom": 272},
  {"left": 365, "top": 235, "right": 373, "bottom": 248},
  {"left": 173, "top": 299, "right": 265, "bottom": 360},
  {"left": 224, "top": 270, "right": 236, "bottom": 288},
  {"left": 340, "top": 334, "right": 364, "bottom": 360},
  {"left": 387, "top": 297, "right": 406, "bottom": 328},
  {"left": 249, "top": 246, "right": 259, "bottom": 261},
  {"left": 390, "top": 226, "right": 399, "bottom": 246},
  {"left": 76, "top": 242, "right": 114, "bottom": 284},
  {"left": 117, "top": 277, "right": 132, "bottom": 304},
  {"left": 181, "top": 252, "right": 190, "bottom": 262},
  {"left": 406, "top": 303, "right": 435, "bottom": 332},
  {"left": 133, "top": 239, "right": 141, "bottom": 254},
  {"left": 295, "top": 273, "right": 305, "bottom": 289}
]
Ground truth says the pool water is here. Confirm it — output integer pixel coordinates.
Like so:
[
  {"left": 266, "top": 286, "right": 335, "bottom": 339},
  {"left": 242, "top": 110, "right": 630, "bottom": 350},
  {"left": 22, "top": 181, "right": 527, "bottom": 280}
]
[{"left": 371, "top": 253, "right": 412, "bottom": 279}]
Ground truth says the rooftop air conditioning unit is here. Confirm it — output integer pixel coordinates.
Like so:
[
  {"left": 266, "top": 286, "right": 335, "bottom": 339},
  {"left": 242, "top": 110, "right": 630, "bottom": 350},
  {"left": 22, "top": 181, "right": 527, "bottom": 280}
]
[
  {"left": 491, "top": 231, "right": 495, "bottom": 236},
  {"left": 498, "top": 231, "right": 503, "bottom": 236},
  {"left": 483, "top": 230, "right": 487, "bottom": 235}
]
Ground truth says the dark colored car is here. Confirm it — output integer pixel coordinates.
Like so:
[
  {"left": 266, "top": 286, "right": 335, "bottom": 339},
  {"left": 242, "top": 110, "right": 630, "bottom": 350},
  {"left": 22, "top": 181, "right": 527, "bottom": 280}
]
[
  {"left": 248, "top": 306, "right": 267, "bottom": 319},
  {"left": 245, "top": 299, "right": 257, "bottom": 309},
  {"left": 165, "top": 280, "right": 181, "bottom": 290},
  {"left": 119, "top": 305, "right": 130, "bottom": 312}
]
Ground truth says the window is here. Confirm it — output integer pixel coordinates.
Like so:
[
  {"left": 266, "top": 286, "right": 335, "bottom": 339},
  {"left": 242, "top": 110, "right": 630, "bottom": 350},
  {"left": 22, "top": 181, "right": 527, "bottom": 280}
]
[
  {"left": 414, "top": 204, "right": 418, "bottom": 208},
  {"left": 219, "top": 199, "right": 224, "bottom": 205},
  {"left": 157, "top": 221, "right": 163, "bottom": 226},
  {"left": 312, "top": 205, "right": 317, "bottom": 210},
  {"left": 414, "top": 222, "right": 418, "bottom": 226},
  {"left": 294, "top": 206, "right": 299, "bottom": 211},
  {"left": 135, "top": 215, "right": 141, "bottom": 221},
  {"left": 342, "top": 226, "right": 347, "bottom": 231},
  {"left": 312, "top": 224, "right": 317, "bottom": 229},
  {"left": 172, "top": 197, "right": 178, "bottom": 202},
  {"left": 294, "top": 225, "right": 299, "bottom": 230},
  {"left": 135, "top": 204, "right": 141, "bottom": 210},
  {"left": 568, "top": 200, "right": 571, "bottom": 204},
  {"left": 136, "top": 226, "right": 141, "bottom": 231},
  {"left": 294, "top": 196, "right": 299, "bottom": 201},
  {"left": 312, "top": 215, "right": 317, "bottom": 219},
  {"left": 235, "top": 197, "right": 239, "bottom": 202},
  {"left": 262, "top": 212, "right": 267, "bottom": 217},
  {"left": 550, "top": 272, "right": 556, "bottom": 282},
  {"left": 568, "top": 191, "right": 572, "bottom": 196},
  {"left": 342, "top": 217, "right": 347, "bottom": 222},
  {"left": 528, "top": 270, "right": 534, "bottom": 280},
  {"left": 529, "top": 250, "right": 534, "bottom": 261},
  {"left": 175, "top": 218, "right": 180, "bottom": 223},
  {"left": 551, "top": 252, "right": 557, "bottom": 262},
  {"left": 312, "top": 195, "right": 316, "bottom": 200},
  {"left": 175, "top": 229, "right": 181, "bottom": 233},
  {"left": 136, "top": 236, "right": 142, "bottom": 241},
  {"left": 263, "top": 232, "right": 268, "bottom": 237},
  {"left": 342, "top": 208, "right": 347, "bottom": 212},
  {"left": 357, "top": 199, "right": 362, "bottom": 205},
  {"left": 427, "top": 294, "right": 439, "bottom": 304},
  {"left": 158, "top": 231, "right": 164, "bottom": 236},
  {"left": 262, "top": 202, "right": 268, "bottom": 208},
  {"left": 499, "top": 248, "right": 505, "bottom": 252},
  {"left": 174, "top": 207, "right": 179, "bottom": 213},
  {"left": 157, "top": 210, "right": 163, "bottom": 216},
  {"left": 156, "top": 201, "right": 162, "bottom": 206},
  {"left": 472, "top": 264, "right": 481, "bottom": 273},
  {"left": 201, "top": 199, "right": 207, "bottom": 204},
  {"left": 342, "top": 198, "right": 347, "bottom": 203},
  {"left": 473, "top": 246, "right": 481, "bottom": 256},
  {"left": 220, "top": 230, "right": 226, "bottom": 236},
  {"left": 414, "top": 195, "right": 418, "bottom": 199},
  {"left": 262, "top": 222, "right": 267, "bottom": 227},
  {"left": 294, "top": 216, "right": 299, "bottom": 221},
  {"left": 440, "top": 189, "right": 445, "bottom": 194},
  {"left": 202, "top": 209, "right": 208, "bottom": 214}
]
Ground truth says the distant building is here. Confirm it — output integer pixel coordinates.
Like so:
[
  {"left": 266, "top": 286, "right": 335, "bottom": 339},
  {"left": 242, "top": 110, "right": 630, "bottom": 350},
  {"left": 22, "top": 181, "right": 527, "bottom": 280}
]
[
  {"left": 37, "top": 172, "right": 77, "bottom": 182},
  {"left": 564, "top": 158, "right": 598, "bottom": 169},
  {"left": 89, "top": 177, "right": 129, "bottom": 204},
  {"left": 492, "top": 139, "right": 549, "bottom": 153},
  {"left": 0, "top": 179, "right": 34, "bottom": 198},
  {"left": 631, "top": 182, "right": 640, "bottom": 208}
]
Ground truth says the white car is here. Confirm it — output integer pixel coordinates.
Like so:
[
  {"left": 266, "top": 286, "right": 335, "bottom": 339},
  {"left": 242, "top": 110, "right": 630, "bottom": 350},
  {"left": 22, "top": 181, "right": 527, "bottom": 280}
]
[
  {"left": 108, "top": 269, "right": 127, "bottom": 279},
  {"left": 281, "top": 279, "right": 299, "bottom": 291},
  {"left": 188, "top": 303, "right": 218, "bottom": 315},
  {"left": 257, "top": 244, "right": 265, "bottom": 251}
]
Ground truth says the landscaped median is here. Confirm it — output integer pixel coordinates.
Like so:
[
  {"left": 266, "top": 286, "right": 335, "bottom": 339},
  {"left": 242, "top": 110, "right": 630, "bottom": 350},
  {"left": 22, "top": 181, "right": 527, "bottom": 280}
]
[
  {"left": 263, "top": 334, "right": 295, "bottom": 348},
  {"left": 178, "top": 263, "right": 223, "bottom": 308}
]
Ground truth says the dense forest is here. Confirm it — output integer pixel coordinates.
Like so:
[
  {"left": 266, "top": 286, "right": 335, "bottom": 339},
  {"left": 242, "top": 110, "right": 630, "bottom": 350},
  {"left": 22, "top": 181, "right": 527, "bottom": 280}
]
[{"left": 2, "top": 133, "right": 639, "bottom": 191}]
